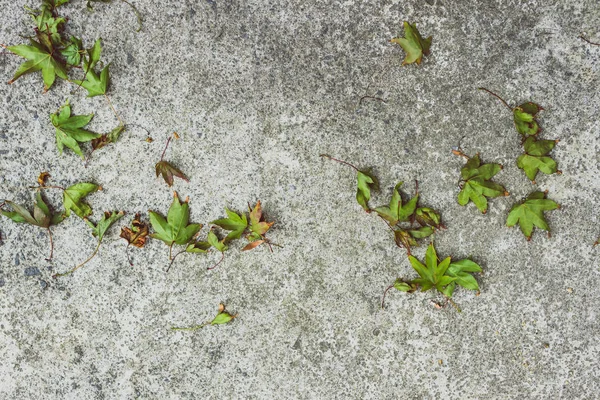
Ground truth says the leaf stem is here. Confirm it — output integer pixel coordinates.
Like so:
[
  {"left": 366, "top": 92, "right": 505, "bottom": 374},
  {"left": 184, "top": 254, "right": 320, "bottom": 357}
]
[
  {"left": 104, "top": 94, "right": 124, "bottom": 126},
  {"left": 119, "top": 0, "right": 143, "bottom": 31},
  {"left": 580, "top": 34, "right": 600, "bottom": 46},
  {"left": 444, "top": 296, "right": 462, "bottom": 313},
  {"left": 381, "top": 284, "right": 394, "bottom": 309},
  {"left": 207, "top": 251, "right": 225, "bottom": 270},
  {"left": 171, "top": 321, "right": 210, "bottom": 331},
  {"left": 319, "top": 154, "right": 360, "bottom": 172},
  {"left": 45, "top": 228, "right": 54, "bottom": 261},
  {"left": 54, "top": 240, "right": 101, "bottom": 278},
  {"left": 166, "top": 249, "right": 187, "bottom": 273},
  {"left": 478, "top": 87, "right": 512, "bottom": 111},
  {"left": 160, "top": 136, "right": 172, "bottom": 162},
  {"left": 358, "top": 95, "right": 387, "bottom": 106}
]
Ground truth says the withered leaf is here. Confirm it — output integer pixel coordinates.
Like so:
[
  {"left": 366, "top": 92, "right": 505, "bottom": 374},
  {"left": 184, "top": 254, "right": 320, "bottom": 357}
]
[
  {"left": 120, "top": 212, "right": 149, "bottom": 248},
  {"left": 155, "top": 160, "right": 189, "bottom": 187}
]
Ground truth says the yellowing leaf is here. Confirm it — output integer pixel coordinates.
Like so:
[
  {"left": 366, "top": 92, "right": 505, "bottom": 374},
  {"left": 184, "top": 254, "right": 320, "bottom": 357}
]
[{"left": 391, "top": 21, "right": 432, "bottom": 66}]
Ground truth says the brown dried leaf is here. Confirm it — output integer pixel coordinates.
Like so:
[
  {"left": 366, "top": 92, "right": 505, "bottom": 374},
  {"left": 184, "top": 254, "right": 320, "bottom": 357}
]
[
  {"left": 155, "top": 160, "right": 189, "bottom": 187},
  {"left": 120, "top": 212, "right": 149, "bottom": 248}
]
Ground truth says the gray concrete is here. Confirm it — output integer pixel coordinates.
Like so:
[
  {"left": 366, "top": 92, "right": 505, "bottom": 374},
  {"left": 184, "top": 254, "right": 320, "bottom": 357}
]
[{"left": 1, "top": 0, "right": 600, "bottom": 398}]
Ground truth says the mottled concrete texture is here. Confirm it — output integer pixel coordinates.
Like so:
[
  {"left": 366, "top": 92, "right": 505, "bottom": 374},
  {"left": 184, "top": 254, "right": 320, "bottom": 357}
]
[{"left": 1, "top": 0, "right": 600, "bottom": 398}]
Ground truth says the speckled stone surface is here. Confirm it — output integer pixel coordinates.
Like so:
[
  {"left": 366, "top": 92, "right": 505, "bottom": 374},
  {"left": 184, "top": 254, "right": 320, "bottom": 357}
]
[{"left": 1, "top": 0, "right": 599, "bottom": 398}]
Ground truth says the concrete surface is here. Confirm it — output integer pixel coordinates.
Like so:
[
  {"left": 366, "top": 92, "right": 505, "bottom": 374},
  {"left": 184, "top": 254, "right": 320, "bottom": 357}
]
[{"left": 1, "top": 0, "right": 600, "bottom": 398}]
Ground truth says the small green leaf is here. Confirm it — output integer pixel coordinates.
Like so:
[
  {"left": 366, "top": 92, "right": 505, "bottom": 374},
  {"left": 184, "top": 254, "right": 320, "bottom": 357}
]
[
  {"left": 85, "top": 210, "right": 124, "bottom": 241},
  {"left": 356, "top": 170, "right": 377, "bottom": 212},
  {"left": 72, "top": 39, "right": 110, "bottom": 97},
  {"left": 212, "top": 208, "right": 248, "bottom": 242},
  {"left": 390, "top": 21, "right": 432, "bottom": 66},
  {"left": 63, "top": 182, "right": 99, "bottom": 218},
  {"left": 458, "top": 154, "right": 508, "bottom": 213},
  {"left": 513, "top": 102, "right": 543, "bottom": 136},
  {"left": 506, "top": 191, "right": 559, "bottom": 240},
  {"left": 207, "top": 230, "right": 228, "bottom": 253},
  {"left": 517, "top": 137, "right": 559, "bottom": 182},
  {"left": 149, "top": 192, "right": 201, "bottom": 246},
  {"left": 374, "top": 182, "right": 418, "bottom": 225},
  {"left": 51, "top": 100, "right": 101, "bottom": 158}
]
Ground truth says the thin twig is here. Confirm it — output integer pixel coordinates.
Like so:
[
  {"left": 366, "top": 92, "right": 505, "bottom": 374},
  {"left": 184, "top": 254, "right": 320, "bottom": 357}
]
[
  {"left": 171, "top": 321, "right": 210, "bottom": 331},
  {"left": 580, "top": 34, "right": 600, "bottom": 46},
  {"left": 104, "top": 94, "right": 124, "bottom": 125},
  {"left": 166, "top": 249, "right": 186, "bottom": 272},
  {"left": 359, "top": 95, "right": 387, "bottom": 106},
  {"left": 207, "top": 251, "right": 224, "bottom": 270},
  {"left": 45, "top": 228, "right": 54, "bottom": 261},
  {"left": 160, "top": 136, "right": 173, "bottom": 162},
  {"left": 54, "top": 241, "right": 101, "bottom": 278},
  {"left": 478, "top": 87, "right": 512, "bottom": 110},
  {"left": 381, "top": 284, "right": 394, "bottom": 309},
  {"left": 319, "top": 154, "right": 360, "bottom": 172}
]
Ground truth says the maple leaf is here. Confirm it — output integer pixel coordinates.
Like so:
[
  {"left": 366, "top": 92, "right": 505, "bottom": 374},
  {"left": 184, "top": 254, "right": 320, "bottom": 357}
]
[
  {"left": 320, "top": 155, "right": 378, "bottom": 212},
  {"left": 28, "top": 1, "right": 67, "bottom": 50},
  {"left": 382, "top": 243, "right": 481, "bottom": 311},
  {"left": 91, "top": 124, "right": 125, "bottom": 152},
  {"left": 149, "top": 193, "right": 201, "bottom": 247},
  {"left": 517, "top": 137, "right": 560, "bottom": 183},
  {"left": 59, "top": 36, "right": 83, "bottom": 66},
  {"left": 513, "top": 102, "right": 544, "bottom": 136},
  {"left": 0, "top": 192, "right": 64, "bottom": 260},
  {"left": 7, "top": 39, "right": 68, "bottom": 91},
  {"left": 390, "top": 21, "right": 432, "bottom": 66},
  {"left": 457, "top": 153, "right": 509, "bottom": 213},
  {"left": 242, "top": 201, "right": 275, "bottom": 251},
  {"left": 211, "top": 208, "right": 248, "bottom": 242},
  {"left": 63, "top": 182, "right": 99, "bottom": 218},
  {"left": 171, "top": 303, "right": 237, "bottom": 332},
  {"left": 374, "top": 182, "right": 418, "bottom": 225},
  {"left": 72, "top": 39, "right": 111, "bottom": 97},
  {"left": 415, "top": 207, "right": 443, "bottom": 229},
  {"left": 155, "top": 135, "right": 189, "bottom": 186},
  {"left": 120, "top": 212, "right": 149, "bottom": 266},
  {"left": 120, "top": 212, "right": 149, "bottom": 248},
  {"left": 55, "top": 210, "right": 124, "bottom": 277},
  {"left": 51, "top": 100, "right": 101, "bottom": 158},
  {"left": 155, "top": 161, "right": 189, "bottom": 187},
  {"left": 507, "top": 191, "right": 559, "bottom": 240},
  {"left": 479, "top": 88, "right": 544, "bottom": 137}
]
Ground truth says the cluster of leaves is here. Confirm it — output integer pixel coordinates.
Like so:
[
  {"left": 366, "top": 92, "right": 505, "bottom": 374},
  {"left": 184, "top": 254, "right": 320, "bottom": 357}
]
[
  {"left": 479, "top": 88, "right": 560, "bottom": 184},
  {"left": 0, "top": 173, "right": 104, "bottom": 265},
  {"left": 321, "top": 155, "right": 443, "bottom": 254},
  {"left": 171, "top": 303, "right": 236, "bottom": 332},
  {"left": 149, "top": 193, "right": 276, "bottom": 271},
  {"left": 384, "top": 242, "right": 481, "bottom": 312},
  {"left": 6, "top": 0, "right": 125, "bottom": 160}
]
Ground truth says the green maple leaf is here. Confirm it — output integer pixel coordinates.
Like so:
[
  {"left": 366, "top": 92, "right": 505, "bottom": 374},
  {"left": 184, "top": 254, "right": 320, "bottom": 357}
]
[
  {"left": 415, "top": 207, "right": 443, "bottom": 229},
  {"left": 408, "top": 242, "right": 455, "bottom": 293},
  {"left": 206, "top": 230, "right": 228, "bottom": 253},
  {"left": 51, "top": 100, "right": 101, "bottom": 158},
  {"left": 517, "top": 137, "right": 560, "bottom": 182},
  {"left": 458, "top": 154, "right": 509, "bottom": 213},
  {"left": 374, "top": 182, "right": 418, "bottom": 225},
  {"left": 513, "top": 102, "right": 544, "bottom": 136},
  {"left": 211, "top": 208, "right": 248, "bottom": 242},
  {"left": 148, "top": 192, "right": 202, "bottom": 247},
  {"left": 356, "top": 170, "right": 378, "bottom": 212},
  {"left": 385, "top": 243, "right": 481, "bottom": 311},
  {"left": 506, "top": 191, "right": 559, "bottom": 240},
  {"left": 60, "top": 36, "right": 84, "bottom": 67},
  {"left": 1, "top": 192, "right": 64, "bottom": 260},
  {"left": 63, "top": 182, "right": 99, "bottom": 218},
  {"left": 85, "top": 210, "right": 124, "bottom": 242},
  {"left": 171, "top": 304, "right": 236, "bottom": 331},
  {"left": 7, "top": 39, "right": 68, "bottom": 91},
  {"left": 442, "top": 258, "right": 482, "bottom": 297},
  {"left": 390, "top": 21, "right": 432, "bottom": 66},
  {"left": 479, "top": 89, "right": 543, "bottom": 137},
  {"left": 72, "top": 39, "right": 110, "bottom": 97}
]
